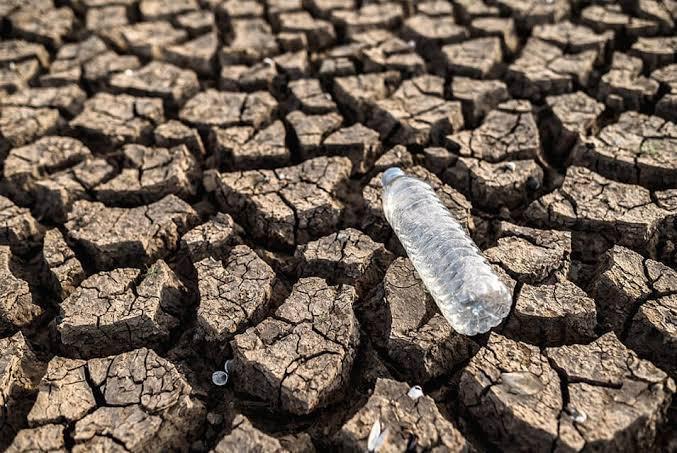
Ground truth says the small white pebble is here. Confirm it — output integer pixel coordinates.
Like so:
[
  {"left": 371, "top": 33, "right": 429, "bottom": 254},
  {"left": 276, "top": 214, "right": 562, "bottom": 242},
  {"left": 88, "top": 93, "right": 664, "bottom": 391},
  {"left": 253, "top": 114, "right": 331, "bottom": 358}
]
[
  {"left": 212, "top": 371, "right": 229, "bottom": 386},
  {"left": 367, "top": 419, "right": 388, "bottom": 452},
  {"left": 407, "top": 40, "right": 416, "bottom": 49},
  {"left": 407, "top": 385, "right": 424, "bottom": 400},
  {"left": 9, "top": 62, "right": 16, "bottom": 70},
  {"left": 568, "top": 407, "right": 587, "bottom": 424},
  {"left": 124, "top": 69, "right": 134, "bottom": 76},
  {"left": 501, "top": 162, "right": 516, "bottom": 172},
  {"left": 224, "top": 359, "right": 233, "bottom": 373},
  {"left": 263, "top": 57, "right": 274, "bottom": 66},
  {"left": 324, "top": 93, "right": 332, "bottom": 100}
]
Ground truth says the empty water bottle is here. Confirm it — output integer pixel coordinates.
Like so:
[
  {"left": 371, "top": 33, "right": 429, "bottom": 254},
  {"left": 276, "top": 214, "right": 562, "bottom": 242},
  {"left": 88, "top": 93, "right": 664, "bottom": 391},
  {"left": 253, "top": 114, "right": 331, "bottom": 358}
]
[{"left": 381, "top": 167, "right": 511, "bottom": 335}]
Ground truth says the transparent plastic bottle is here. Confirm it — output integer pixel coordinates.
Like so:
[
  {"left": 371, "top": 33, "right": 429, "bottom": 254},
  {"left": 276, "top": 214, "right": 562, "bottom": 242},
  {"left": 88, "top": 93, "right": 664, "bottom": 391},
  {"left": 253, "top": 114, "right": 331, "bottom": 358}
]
[{"left": 381, "top": 167, "right": 511, "bottom": 335}]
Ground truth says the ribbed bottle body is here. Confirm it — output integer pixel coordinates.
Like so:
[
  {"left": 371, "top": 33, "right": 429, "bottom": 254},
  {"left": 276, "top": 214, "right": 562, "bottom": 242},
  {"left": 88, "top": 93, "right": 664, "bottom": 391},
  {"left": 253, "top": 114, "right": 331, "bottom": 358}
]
[{"left": 382, "top": 169, "right": 511, "bottom": 335}]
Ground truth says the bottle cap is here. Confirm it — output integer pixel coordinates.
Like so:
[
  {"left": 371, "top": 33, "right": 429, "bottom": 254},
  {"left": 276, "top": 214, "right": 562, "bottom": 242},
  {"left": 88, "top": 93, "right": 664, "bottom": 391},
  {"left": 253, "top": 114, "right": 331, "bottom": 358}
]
[{"left": 381, "top": 167, "right": 405, "bottom": 187}]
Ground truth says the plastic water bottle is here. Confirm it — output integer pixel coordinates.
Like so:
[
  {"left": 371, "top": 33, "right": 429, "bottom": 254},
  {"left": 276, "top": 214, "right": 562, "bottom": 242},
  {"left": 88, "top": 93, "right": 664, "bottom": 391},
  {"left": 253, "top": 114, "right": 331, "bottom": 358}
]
[{"left": 381, "top": 167, "right": 511, "bottom": 335}]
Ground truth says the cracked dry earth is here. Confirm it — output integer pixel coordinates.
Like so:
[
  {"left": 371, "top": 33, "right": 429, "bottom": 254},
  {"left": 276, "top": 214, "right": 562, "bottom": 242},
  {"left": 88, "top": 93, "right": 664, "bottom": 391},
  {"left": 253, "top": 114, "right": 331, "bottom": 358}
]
[{"left": 0, "top": 1, "right": 676, "bottom": 452}]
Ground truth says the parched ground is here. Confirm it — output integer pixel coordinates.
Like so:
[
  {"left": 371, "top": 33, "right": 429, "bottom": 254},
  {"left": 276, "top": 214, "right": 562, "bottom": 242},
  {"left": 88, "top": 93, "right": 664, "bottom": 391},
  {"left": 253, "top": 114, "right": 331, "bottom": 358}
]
[{"left": 0, "top": 0, "right": 676, "bottom": 451}]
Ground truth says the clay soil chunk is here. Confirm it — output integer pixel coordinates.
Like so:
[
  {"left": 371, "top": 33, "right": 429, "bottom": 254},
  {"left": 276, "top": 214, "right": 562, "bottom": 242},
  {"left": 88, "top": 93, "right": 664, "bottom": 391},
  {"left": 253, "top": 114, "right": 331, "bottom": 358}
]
[
  {"left": 139, "top": 0, "right": 198, "bottom": 21},
  {"left": 330, "top": 3, "right": 402, "bottom": 38},
  {"left": 334, "top": 378, "right": 467, "bottom": 451},
  {"left": 181, "top": 212, "right": 242, "bottom": 262},
  {"left": 287, "top": 78, "right": 337, "bottom": 114},
  {"left": 469, "top": 17, "right": 519, "bottom": 56},
  {"left": 205, "top": 156, "right": 351, "bottom": 247},
  {"left": 630, "top": 36, "right": 677, "bottom": 72},
  {"left": 377, "top": 257, "right": 479, "bottom": 381},
  {"left": 544, "top": 333, "right": 675, "bottom": 451},
  {"left": 154, "top": 119, "right": 205, "bottom": 157},
  {"left": 9, "top": 6, "right": 74, "bottom": 49},
  {"left": 571, "top": 111, "right": 677, "bottom": 189},
  {"left": 219, "top": 18, "right": 278, "bottom": 65},
  {"left": 195, "top": 244, "right": 277, "bottom": 347},
  {"left": 114, "top": 21, "right": 188, "bottom": 59},
  {"left": 597, "top": 52, "right": 659, "bottom": 112},
  {"left": 108, "top": 61, "right": 200, "bottom": 109},
  {"left": 0, "top": 195, "right": 42, "bottom": 254},
  {"left": 493, "top": 0, "right": 570, "bottom": 28},
  {"left": 56, "top": 260, "right": 184, "bottom": 358},
  {"left": 450, "top": 77, "right": 509, "bottom": 127},
  {"left": 42, "top": 228, "right": 85, "bottom": 301},
  {"left": 94, "top": 144, "right": 199, "bottom": 206},
  {"left": 580, "top": 4, "right": 660, "bottom": 37},
  {"left": 65, "top": 195, "right": 198, "bottom": 270},
  {"left": 213, "top": 415, "right": 289, "bottom": 452},
  {"left": 507, "top": 38, "right": 596, "bottom": 101},
  {"left": 322, "top": 123, "right": 382, "bottom": 175},
  {"left": 445, "top": 100, "right": 541, "bottom": 163},
  {"left": 295, "top": 228, "right": 393, "bottom": 296},
  {"left": 484, "top": 223, "right": 571, "bottom": 285},
  {"left": 210, "top": 121, "right": 289, "bottom": 170},
  {"left": 0, "top": 106, "right": 61, "bottom": 158},
  {"left": 70, "top": 93, "right": 164, "bottom": 149},
  {"left": 0, "top": 84, "right": 86, "bottom": 117},
  {"left": 332, "top": 71, "right": 400, "bottom": 122},
  {"left": 40, "top": 36, "right": 107, "bottom": 86},
  {"left": 442, "top": 37, "right": 503, "bottom": 79},
  {"left": 286, "top": 110, "right": 343, "bottom": 157},
  {"left": 543, "top": 91, "right": 605, "bottom": 158},
  {"left": 231, "top": 277, "right": 359, "bottom": 414},
  {"left": 532, "top": 21, "right": 613, "bottom": 59},
  {"left": 162, "top": 32, "right": 218, "bottom": 77},
  {"left": 503, "top": 280, "right": 597, "bottom": 346},
  {"left": 525, "top": 166, "right": 671, "bottom": 255},
  {"left": 444, "top": 157, "right": 544, "bottom": 210},
  {"left": 590, "top": 245, "right": 677, "bottom": 334},
  {"left": 6, "top": 424, "right": 66, "bottom": 453},
  {"left": 278, "top": 11, "right": 335, "bottom": 50},
  {"left": 179, "top": 89, "right": 277, "bottom": 130},
  {"left": 82, "top": 50, "right": 141, "bottom": 86},
  {"left": 25, "top": 348, "right": 205, "bottom": 451}
]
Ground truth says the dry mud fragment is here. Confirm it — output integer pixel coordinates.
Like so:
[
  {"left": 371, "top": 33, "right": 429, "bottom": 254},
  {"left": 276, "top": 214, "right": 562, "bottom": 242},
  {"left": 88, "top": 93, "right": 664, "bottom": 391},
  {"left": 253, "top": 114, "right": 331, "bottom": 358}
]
[
  {"left": 333, "top": 378, "right": 467, "bottom": 452},
  {"left": 469, "top": 16, "right": 519, "bottom": 56},
  {"left": 507, "top": 38, "right": 597, "bottom": 101},
  {"left": 0, "top": 106, "right": 61, "bottom": 158},
  {"left": 484, "top": 222, "right": 571, "bottom": 285},
  {"left": 85, "top": 5, "right": 129, "bottom": 35},
  {"left": 6, "top": 424, "right": 66, "bottom": 453},
  {"left": 597, "top": 52, "right": 659, "bottom": 112},
  {"left": 95, "top": 143, "right": 199, "bottom": 205},
  {"left": 401, "top": 14, "right": 468, "bottom": 64},
  {"left": 295, "top": 228, "right": 393, "bottom": 296},
  {"left": 219, "top": 18, "right": 278, "bottom": 65},
  {"left": 545, "top": 333, "right": 675, "bottom": 452},
  {"left": 322, "top": 123, "right": 382, "bottom": 175},
  {"left": 442, "top": 37, "right": 503, "bottom": 79},
  {"left": 629, "top": 36, "right": 677, "bottom": 72},
  {"left": 0, "top": 195, "right": 42, "bottom": 254},
  {"left": 590, "top": 245, "right": 677, "bottom": 335},
  {"left": 502, "top": 280, "right": 597, "bottom": 346},
  {"left": 274, "top": 50, "right": 311, "bottom": 79},
  {"left": 22, "top": 348, "right": 205, "bottom": 451},
  {"left": 56, "top": 260, "right": 184, "bottom": 358},
  {"left": 525, "top": 166, "right": 671, "bottom": 256},
  {"left": 571, "top": 111, "right": 677, "bottom": 189},
  {"left": 65, "top": 195, "right": 198, "bottom": 270},
  {"left": 532, "top": 20, "right": 613, "bottom": 60},
  {"left": 0, "top": 59, "right": 41, "bottom": 94},
  {"left": 356, "top": 31, "right": 425, "bottom": 75},
  {"left": 286, "top": 110, "right": 343, "bottom": 157},
  {"left": 205, "top": 156, "right": 351, "bottom": 248},
  {"left": 0, "top": 332, "right": 44, "bottom": 450},
  {"left": 444, "top": 157, "right": 544, "bottom": 210},
  {"left": 154, "top": 119, "right": 205, "bottom": 157},
  {"left": 493, "top": 0, "right": 570, "bottom": 28},
  {"left": 42, "top": 228, "right": 85, "bottom": 301},
  {"left": 445, "top": 100, "right": 541, "bottom": 163},
  {"left": 40, "top": 36, "right": 107, "bottom": 86},
  {"left": 181, "top": 212, "right": 243, "bottom": 262},
  {"left": 217, "top": 0, "right": 264, "bottom": 20},
  {"left": 0, "top": 84, "right": 86, "bottom": 117},
  {"left": 70, "top": 92, "right": 164, "bottom": 150},
  {"left": 163, "top": 32, "right": 219, "bottom": 77},
  {"left": 362, "top": 165, "right": 472, "bottom": 247},
  {"left": 113, "top": 20, "right": 188, "bottom": 59},
  {"left": 330, "top": 3, "right": 402, "bottom": 38},
  {"left": 179, "top": 89, "right": 277, "bottom": 130},
  {"left": 139, "top": 0, "right": 198, "bottom": 21},
  {"left": 9, "top": 6, "right": 75, "bottom": 49},
  {"left": 231, "top": 277, "right": 359, "bottom": 414},
  {"left": 580, "top": 4, "right": 660, "bottom": 37},
  {"left": 176, "top": 9, "right": 214, "bottom": 36},
  {"left": 3, "top": 136, "right": 91, "bottom": 205},
  {"left": 82, "top": 50, "right": 141, "bottom": 87},
  {"left": 287, "top": 78, "right": 337, "bottom": 114},
  {"left": 332, "top": 71, "right": 400, "bottom": 122},
  {"left": 209, "top": 121, "right": 289, "bottom": 170},
  {"left": 368, "top": 75, "right": 464, "bottom": 145},
  {"left": 450, "top": 77, "right": 509, "bottom": 127},
  {"left": 108, "top": 61, "right": 200, "bottom": 109},
  {"left": 278, "top": 11, "right": 335, "bottom": 50},
  {"left": 212, "top": 414, "right": 289, "bottom": 452},
  {"left": 195, "top": 244, "right": 277, "bottom": 349},
  {"left": 373, "top": 257, "right": 479, "bottom": 381},
  {"left": 219, "top": 61, "right": 277, "bottom": 92},
  {"left": 543, "top": 91, "right": 605, "bottom": 160}
]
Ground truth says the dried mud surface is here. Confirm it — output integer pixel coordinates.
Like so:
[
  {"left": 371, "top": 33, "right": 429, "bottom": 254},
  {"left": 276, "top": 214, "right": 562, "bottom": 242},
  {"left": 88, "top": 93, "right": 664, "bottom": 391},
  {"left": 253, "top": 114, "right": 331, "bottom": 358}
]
[{"left": 0, "top": 0, "right": 676, "bottom": 451}]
